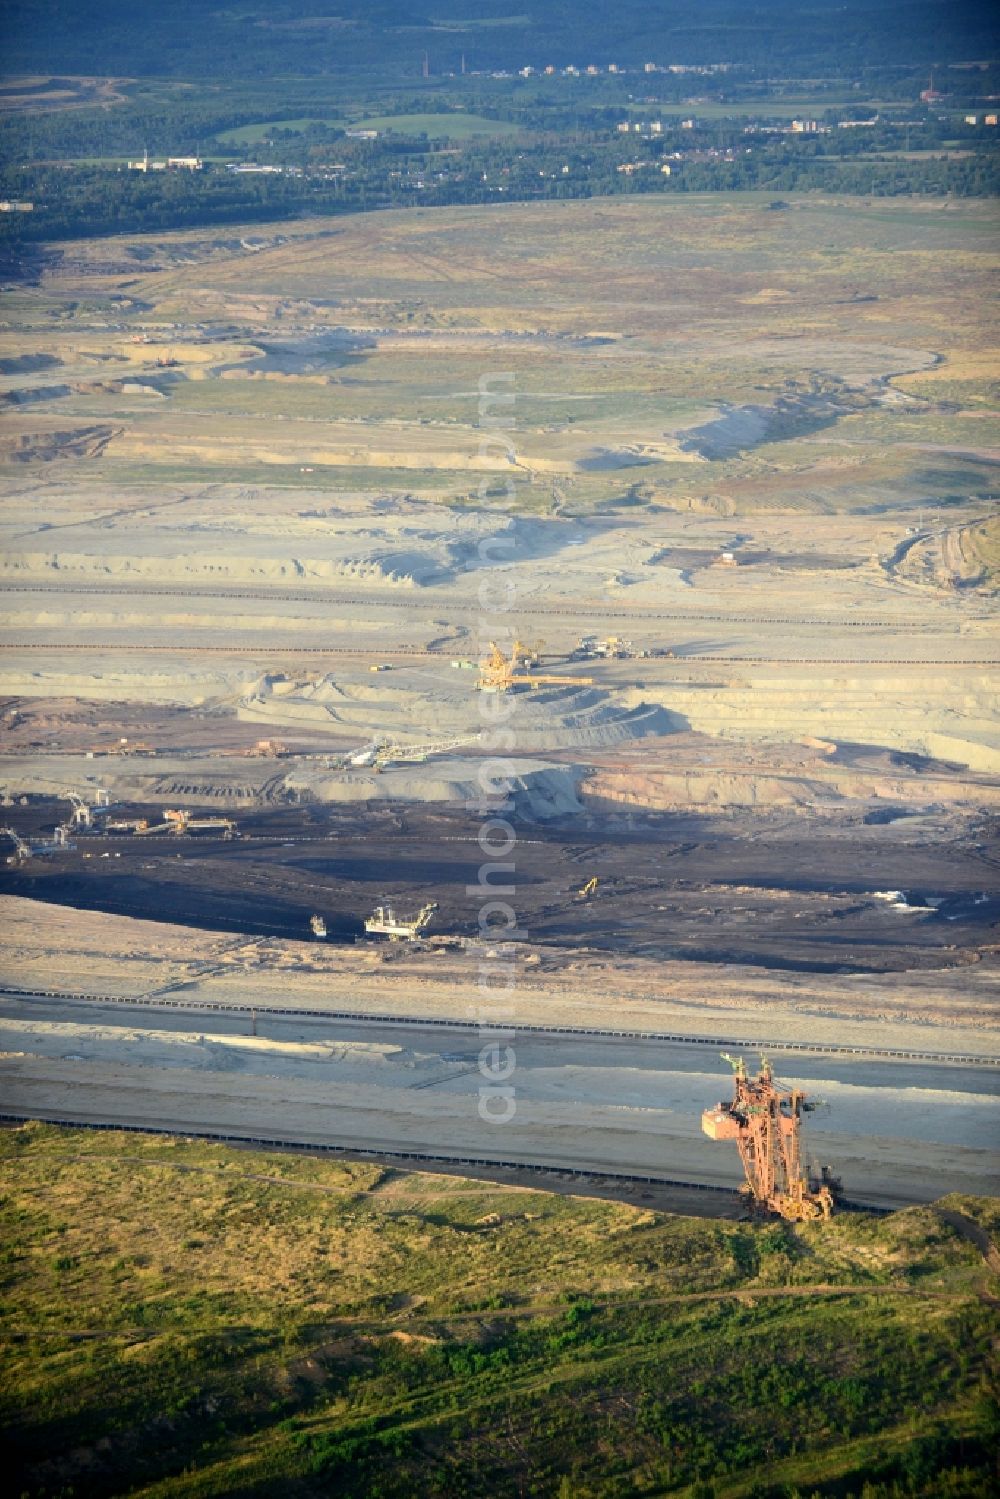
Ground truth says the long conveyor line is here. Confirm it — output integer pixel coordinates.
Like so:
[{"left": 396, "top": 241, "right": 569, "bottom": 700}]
[
  {"left": 1, "top": 987, "right": 996, "bottom": 1066},
  {"left": 1, "top": 643, "right": 994, "bottom": 665},
  {"left": 0, "top": 581, "right": 971, "bottom": 629}
]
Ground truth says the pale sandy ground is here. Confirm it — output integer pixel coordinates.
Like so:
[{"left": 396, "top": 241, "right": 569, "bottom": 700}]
[
  {"left": 1, "top": 897, "right": 997, "bottom": 1208},
  {"left": 1, "top": 198, "right": 996, "bottom": 784},
  {"left": 0, "top": 490, "right": 996, "bottom": 771},
  {"left": 2, "top": 1046, "right": 995, "bottom": 1209},
  {"left": 1, "top": 202, "right": 996, "bottom": 1213},
  {"left": 3, "top": 897, "right": 998, "bottom": 1048},
  {"left": 3, "top": 1009, "right": 995, "bottom": 1152}
]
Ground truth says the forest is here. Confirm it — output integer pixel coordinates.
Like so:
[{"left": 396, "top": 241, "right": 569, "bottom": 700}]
[{"left": 4, "top": 0, "right": 999, "bottom": 77}]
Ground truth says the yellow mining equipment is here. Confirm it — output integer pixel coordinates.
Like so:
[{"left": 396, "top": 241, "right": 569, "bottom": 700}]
[
  {"left": 164, "top": 809, "right": 240, "bottom": 839},
  {"left": 477, "top": 639, "right": 594, "bottom": 693}
]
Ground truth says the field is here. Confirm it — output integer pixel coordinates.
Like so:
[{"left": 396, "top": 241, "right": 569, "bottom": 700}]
[
  {"left": 354, "top": 112, "right": 525, "bottom": 138},
  {"left": 215, "top": 118, "right": 347, "bottom": 144},
  {"left": 3, "top": 1122, "right": 998, "bottom": 1499},
  {"left": 205, "top": 113, "right": 524, "bottom": 146},
  {"left": 622, "top": 99, "right": 897, "bottom": 119}
]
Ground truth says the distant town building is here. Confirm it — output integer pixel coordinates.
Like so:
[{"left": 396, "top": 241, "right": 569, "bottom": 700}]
[
  {"left": 965, "top": 114, "right": 979, "bottom": 124},
  {"left": 0, "top": 200, "right": 33, "bottom": 211},
  {"left": 346, "top": 128, "right": 379, "bottom": 140},
  {"left": 618, "top": 120, "right": 664, "bottom": 138},
  {"left": 128, "top": 151, "right": 202, "bottom": 172},
  {"left": 986, "top": 114, "right": 998, "bottom": 126},
  {"left": 791, "top": 120, "right": 819, "bottom": 133}
]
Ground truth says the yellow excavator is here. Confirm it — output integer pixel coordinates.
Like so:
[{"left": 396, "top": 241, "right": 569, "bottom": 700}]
[
  {"left": 576, "top": 877, "right": 599, "bottom": 900},
  {"left": 478, "top": 639, "right": 594, "bottom": 693}
]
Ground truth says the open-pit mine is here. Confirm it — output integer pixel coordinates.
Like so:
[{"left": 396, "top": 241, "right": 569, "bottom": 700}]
[{"left": 1, "top": 195, "right": 997, "bottom": 1211}]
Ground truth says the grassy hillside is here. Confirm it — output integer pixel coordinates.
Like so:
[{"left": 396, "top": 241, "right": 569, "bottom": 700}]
[
  {"left": 2, "top": 1123, "right": 998, "bottom": 1498},
  {"left": 215, "top": 114, "right": 523, "bottom": 144}
]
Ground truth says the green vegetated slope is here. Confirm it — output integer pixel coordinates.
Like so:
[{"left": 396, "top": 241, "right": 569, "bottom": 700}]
[
  {"left": 355, "top": 113, "right": 524, "bottom": 139},
  {"left": 2, "top": 1123, "right": 998, "bottom": 1499},
  {"left": 215, "top": 114, "right": 522, "bottom": 145},
  {"left": 215, "top": 118, "right": 348, "bottom": 146}
]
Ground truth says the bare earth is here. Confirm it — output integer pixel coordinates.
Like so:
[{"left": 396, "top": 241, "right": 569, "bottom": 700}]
[
  {"left": 2, "top": 897, "right": 997, "bottom": 1209},
  {"left": 1, "top": 195, "right": 997, "bottom": 1208}
]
